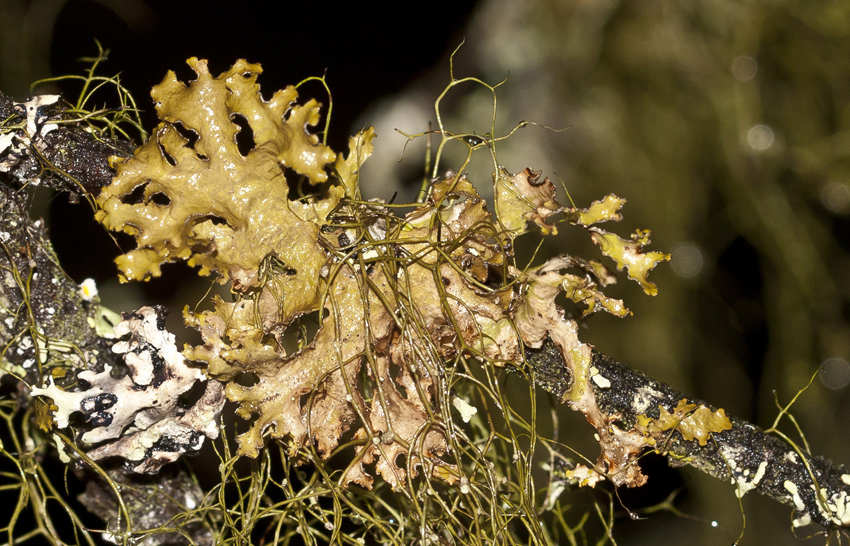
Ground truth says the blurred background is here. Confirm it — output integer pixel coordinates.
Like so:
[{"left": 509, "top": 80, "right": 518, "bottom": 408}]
[{"left": 2, "top": 0, "right": 850, "bottom": 543}]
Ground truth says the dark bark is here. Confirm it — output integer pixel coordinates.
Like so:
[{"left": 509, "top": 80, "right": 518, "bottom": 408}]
[
  {"left": 0, "top": 90, "right": 212, "bottom": 545},
  {"left": 0, "top": 181, "right": 117, "bottom": 387},
  {"left": 0, "top": 90, "right": 135, "bottom": 196},
  {"left": 526, "top": 338, "right": 850, "bottom": 530},
  {"left": 0, "top": 89, "right": 129, "bottom": 387}
]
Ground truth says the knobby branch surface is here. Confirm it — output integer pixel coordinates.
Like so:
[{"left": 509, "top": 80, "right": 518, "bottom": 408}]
[
  {"left": 0, "top": 92, "right": 127, "bottom": 382},
  {"left": 527, "top": 337, "right": 850, "bottom": 529},
  {"left": 0, "top": 89, "right": 215, "bottom": 545}
]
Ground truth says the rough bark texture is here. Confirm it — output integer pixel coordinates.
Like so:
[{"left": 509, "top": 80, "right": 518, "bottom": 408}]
[
  {"left": 0, "top": 171, "right": 118, "bottom": 386},
  {"left": 0, "top": 91, "right": 135, "bottom": 196},
  {"left": 526, "top": 337, "right": 850, "bottom": 529},
  {"left": 0, "top": 89, "right": 129, "bottom": 386},
  {"left": 0, "top": 90, "right": 212, "bottom": 544}
]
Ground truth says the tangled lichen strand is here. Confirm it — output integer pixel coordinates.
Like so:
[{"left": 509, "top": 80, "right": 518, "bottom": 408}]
[
  {"left": 188, "top": 173, "right": 521, "bottom": 484},
  {"left": 91, "top": 59, "right": 674, "bottom": 542},
  {"left": 93, "top": 59, "right": 502, "bottom": 486}
]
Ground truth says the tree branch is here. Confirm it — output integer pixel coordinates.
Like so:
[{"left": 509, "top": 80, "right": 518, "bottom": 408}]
[{"left": 526, "top": 337, "right": 850, "bottom": 530}]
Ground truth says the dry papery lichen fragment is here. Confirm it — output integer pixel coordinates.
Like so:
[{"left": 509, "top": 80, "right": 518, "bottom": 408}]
[
  {"left": 493, "top": 167, "right": 563, "bottom": 236},
  {"left": 189, "top": 172, "right": 519, "bottom": 489},
  {"left": 514, "top": 259, "right": 650, "bottom": 488},
  {"left": 511, "top": 187, "right": 671, "bottom": 488}
]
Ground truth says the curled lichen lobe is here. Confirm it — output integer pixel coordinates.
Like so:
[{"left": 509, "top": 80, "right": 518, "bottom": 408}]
[{"left": 96, "top": 57, "right": 337, "bottom": 292}]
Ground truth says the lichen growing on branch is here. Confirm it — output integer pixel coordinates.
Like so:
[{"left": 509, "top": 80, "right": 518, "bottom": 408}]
[
  {"left": 32, "top": 305, "right": 224, "bottom": 473},
  {"left": 88, "top": 58, "right": 669, "bottom": 495},
  {"left": 4, "top": 53, "right": 846, "bottom": 545}
]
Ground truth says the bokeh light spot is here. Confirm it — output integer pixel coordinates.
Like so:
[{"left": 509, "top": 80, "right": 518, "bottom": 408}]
[
  {"left": 820, "top": 181, "right": 850, "bottom": 215},
  {"left": 732, "top": 55, "right": 758, "bottom": 81},
  {"left": 820, "top": 358, "right": 850, "bottom": 390},
  {"left": 671, "top": 242, "right": 704, "bottom": 278},
  {"left": 747, "top": 125, "right": 774, "bottom": 151}
]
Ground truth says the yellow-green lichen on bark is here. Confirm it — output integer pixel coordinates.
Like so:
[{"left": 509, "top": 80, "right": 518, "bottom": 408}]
[
  {"left": 92, "top": 57, "right": 669, "bottom": 494},
  {"left": 636, "top": 399, "right": 733, "bottom": 446},
  {"left": 96, "top": 57, "right": 337, "bottom": 303}
]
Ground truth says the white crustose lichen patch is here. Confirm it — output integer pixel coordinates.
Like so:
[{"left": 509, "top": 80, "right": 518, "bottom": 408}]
[
  {"left": 589, "top": 366, "right": 611, "bottom": 389},
  {"left": 1, "top": 95, "right": 61, "bottom": 173},
  {"left": 825, "top": 489, "right": 850, "bottom": 526},
  {"left": 808, "top": 484, "right": 850, "bottom": 527},
  {"left": 733, "top": 460, "right": 768, "bottom": 498},
  {"left": 783, "top": 480, "right": 812, "bottom": 528},
  {"left": 632, "top": 385, "right": 662, "bottom": 414},
  {"left": 30, "top": 306, "right": 225, "bottom": 473},
  {"left": 720, "top": 445, "right": 769, "bottom": 498}
]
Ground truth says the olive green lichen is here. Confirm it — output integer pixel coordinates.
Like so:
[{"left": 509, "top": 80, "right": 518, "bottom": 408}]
[
  {"left": 86, "top": 57, "right": 673, "bottom": 542},
  {"left": 2, "top": 45, "right": 847, "bottom": 544},
  {"left": 94, "top": 58, "right": 671, "bottom": 489},
  {"left": 96, "top": 57, "right": 339, "bottom": 295}
]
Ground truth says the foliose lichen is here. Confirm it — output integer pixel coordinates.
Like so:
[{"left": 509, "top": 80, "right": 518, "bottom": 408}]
[{"left": 90, "top": 58, "right": 668, "bottom": 491}]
